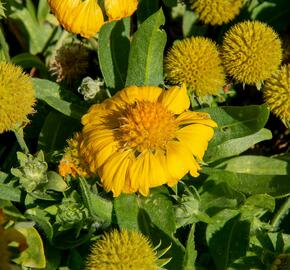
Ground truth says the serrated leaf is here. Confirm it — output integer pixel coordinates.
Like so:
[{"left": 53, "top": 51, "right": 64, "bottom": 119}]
[
  {"left": 126, "top": 9, "right": 167, "bottom": 86},
  {"left": 183, "top": 224, "right": 197, "bottom": 270}
]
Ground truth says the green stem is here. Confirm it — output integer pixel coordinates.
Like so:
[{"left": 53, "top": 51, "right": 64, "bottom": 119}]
[
  {"left": 14, "top": 128, "right": 29, "bottom": 154},
  {"left": 270, "top": 196, "right": 290, "bottom": 232}
]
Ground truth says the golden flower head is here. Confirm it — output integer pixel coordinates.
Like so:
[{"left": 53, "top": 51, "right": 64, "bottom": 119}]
[
  {"left": 0, "top": 62, "right": 35, "bottom": 134},
  {"left": 48, "top": 0, "right": 104, "bottom": 38},
  {"left": 221, "top": 21, "right": 282, "bottom": 85},
  {"left": 104, "top": 0, "right": 138, "bottom": 21},
  {"left": 80, "top": 85, "right": 217, "bottom": 197},
  {"left": 190, "top": 0, "right": 244, "bottom": 25},
  {"left": 86, "top": 230, "right": 158, "bottom": 270},
  {"left": 59, "top": 132, "right": 91, "bottom": 178},
  {"left": 49, "top": 43, "right": 90, "bottom": 83},
  {"left": 165, "top": 37, "right": 225, "bottom": 96},
  {"left": 263, "top": 64, "right": 290, "bottom": 121},
  {"left": 271, "top": 253, "right": 290, "bottom": 270}
]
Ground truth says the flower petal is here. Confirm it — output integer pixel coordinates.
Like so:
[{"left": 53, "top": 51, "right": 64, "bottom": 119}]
[
  {"left": 176, "top": 124, "right": 214, "bottom": 160},
  {"left": 176, "top": 111, "right": 217, "bottom": 127},
  {"left": 160, "top": 84, "right": 190, "bottom": 114},
  {"left": 105, "top": 0, "right": 138, "bottom": 21}
]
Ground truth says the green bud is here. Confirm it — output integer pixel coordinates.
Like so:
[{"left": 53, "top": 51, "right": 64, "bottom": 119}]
[
  {"left": 56, "top": 199, "right": 89, "bottom": 230},
  {"left": 11, "top": 151, "right": 48, "bottom": 193}
]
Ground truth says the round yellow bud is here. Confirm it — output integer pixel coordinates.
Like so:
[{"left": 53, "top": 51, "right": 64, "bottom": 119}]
[
  {"left": 263, "top": 64, "right": 290, "bottom": 121},
  {"left": 86, "top": 230, "right": 158, "bottom": 270},
  {"left": 165, "top": 37, "right": 225, "bottom": 96},
  {"left": 0, "top": 62, "right": 35, "bottom": 134},
  {"left": 221, "top": 21, "right": 282, "bottom": 85},
  {"left": 190, "top": 0, "right": 244, "bottom": 25}
]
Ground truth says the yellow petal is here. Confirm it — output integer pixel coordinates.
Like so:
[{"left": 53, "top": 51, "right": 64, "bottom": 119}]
[
  {"left": 160, "top": 84, "right": 190, "bottom": 114},
  {"left": 115, "top": 86, "right": 163, "bottom": 105},
  {"left": 99, "top": 150, "right": 133, "bottom": 197},
  {"left": 165, "top": 141, "right": 195, "bottom": 181},
  {"left": 105, "top": 0, "right": 138, "bottom": 21},
  {"left": 176, "top": 124, "right": 214, "bottom": 160},
  {"left": 176, "top": 111, "right": 217, "bottom": 127}
]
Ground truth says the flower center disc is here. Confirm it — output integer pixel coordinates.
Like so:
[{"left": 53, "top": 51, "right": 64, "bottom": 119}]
[{"left": 118, "top": 101, "right": 177, "bottom": 152}]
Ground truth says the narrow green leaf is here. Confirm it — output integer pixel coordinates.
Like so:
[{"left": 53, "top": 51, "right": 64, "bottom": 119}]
[
  {"left": 98, "top": 18, "right": 130, "bottom": 93},
  {"left": 126, "top": 8, "right": 167, "bottom": 86},
  {"left": 201, "top": 104, "right": 270, "bottom": 146},
  {"left": 204, "top": 128, "right": 272, "bottom": 163},
  {"left": 183, "top": 224, "right": 197, "bottom": 270},
  {"left": 206, "top": 210, "right": 250, "bottom": 270},
  {"left": 0, "top": 25, "right": 9, "bottom": 61}
]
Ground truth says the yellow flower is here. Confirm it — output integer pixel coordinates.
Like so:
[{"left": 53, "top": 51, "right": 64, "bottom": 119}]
[
  {"left": 0, "top": 62, "right": 35, "bottom": 134},
  {"left": 263, "top": 64, "right": 290, "bottom": 121},
  {"left": 86, "top": 230, "right": 158, "bottom": 270},
  {"left": 59, "top": 133, "right": 91, "bottom": 178},
  {"left": 190, "top": 0, "right": 244, "bottom": 25},
  {"left": 221, "top": 21, "right": 282, "bottom": 85},
  {"left": 48, "top": 0, "right": 104, "bottom": 38},
  {"left": 165, "top": 37, "right": 225, "bottom": 96},
  {"left": 105, "top": 0, "right": 138, "bottom": 21},
  {"left": 49, "top": 43, "right": 90, "bottom": 83},
  {"left": 80, "top": 85, "right": 217, "bottom": 197}
]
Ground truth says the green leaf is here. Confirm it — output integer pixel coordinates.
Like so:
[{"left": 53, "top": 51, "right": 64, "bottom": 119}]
[
  {"left": 11, "top": 53, "right": 48, "bottom": 77},
  {"left": 206, "top": 209, "right": 250, "bottom": 270},
  {"left": 25, "top": 208, "right": 54, "bottom": 243},
  {"left": 46, "top": 171, "right": 68, "bottom": 192},
  {"left": 204, "top": 128, "right": 272, "bottom": 163},
  {"left": 162, "top": 0, "right": 178, "bottom": 7},
  {"left": 183, "top": 224, "right": 197, "bottom": 270},
  {"left": 218, "top": 155, "right": 289, "bottom": 175},
  {"left": 37, "top": 0, "right": 50, "bottom": 23},
  {"left": 126, "top": 8, "right": 167, "bottom": 86},
  {"left": 0, "top": 25, "right": 9, "bottom": 61},
  {"left": 38, "top": 111, "right": 81, "bottom": 153},
  {"left": 14, "top": 223, "right": 46, "bottom": 268},
  {"left": 0, "top": 183, "right": 21, "bottom": 202},
  {"left": 201, "top": 104, "right": 270, "bottom": 147},
  {"left": 79, "top": 177, "right": 113, "bottom": 223},
  {"left": 137, "top": 0, "right": 159, "bottom": 23},
  {"left": 98, "top": 18, "right": 130, "bottom": 93},
  {"left": 202, "top": 167, "right": 290, "bottom": 198},
  {"left": 32, "top": 78, "right": 87, "bottom": 120},
  {"left": 9, "top": 7, "right": 53, "bottom": 54},
  {"left": 114, "top": 193, "right": 139, "bottom": 230}
]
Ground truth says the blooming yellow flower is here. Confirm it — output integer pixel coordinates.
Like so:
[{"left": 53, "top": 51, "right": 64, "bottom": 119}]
[
  {"left": 190, "top": 0, "right": 244, "bottom": 25},
  {"left": 80, "top": 85, "right": 217, "bottom": 197},
  {"left": 263, "top": 64, "right": 290, "bottom": 121},
  {"left": 0, "top": 62, "right": 35, "bottom": 134},
  {"left": 165, "top": 37, "right": 225, "bottom": 96},
  {"left": 86, "top": 230, "right": 158, "bottom": 270},
  {"left": 221, "top": 21, "right": 282, "bottom": 85},
  {"left": 59, "top": 133, "right": 91, "bottom": 178},
  {"left": 105, "top": 0, "right": 138, "bottom": 21},
  {"left": 48, "top": 0, "right": 104, "bottom": 38}
]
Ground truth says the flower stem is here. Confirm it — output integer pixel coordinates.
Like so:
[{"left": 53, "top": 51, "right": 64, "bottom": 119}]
[{"left": 14, "top": 128, "right": 29, "bottom": 154}]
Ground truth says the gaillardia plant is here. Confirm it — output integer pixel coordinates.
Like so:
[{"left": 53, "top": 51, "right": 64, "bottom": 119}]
[
  {"left": 0, "top": 62, "right": 35, "bottom": 134},
  {"left": 165, "top": 37, "right": 225, "bottom": 96},
  {"left": 263, "top": 64, "right": 290, "bottom": 122},
  {"left": 190, "top": 0, "right": 244, "bottom": 25},
  {"left": 221, "top": 21, "right": 282, "bottom": 85},
  {"left": 80, "top": 85, "right": 217, "bottom": 196}
]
